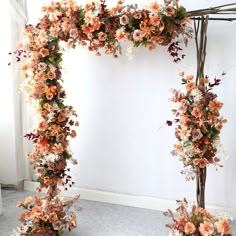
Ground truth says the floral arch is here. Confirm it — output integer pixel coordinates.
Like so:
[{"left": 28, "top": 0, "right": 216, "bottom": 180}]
[{"left": 13, "top": 0, "right": 235, "bottom": 235}]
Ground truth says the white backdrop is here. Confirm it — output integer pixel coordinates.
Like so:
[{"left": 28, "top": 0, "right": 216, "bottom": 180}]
[
  {"left": 0, "top": 0, "right": 29, "bottom": 186},
  {"left": 27, "top": 0, "right": 236, "bottom": 209}
]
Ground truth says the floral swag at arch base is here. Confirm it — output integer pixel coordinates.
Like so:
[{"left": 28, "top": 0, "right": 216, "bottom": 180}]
[{"left": 11, "top": 0, "right": 235, "bottom": 235}]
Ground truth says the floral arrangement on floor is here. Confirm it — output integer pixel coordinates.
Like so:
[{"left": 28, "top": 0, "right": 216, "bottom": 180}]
[
  {"left": 12, "top": 0, "right": 191, "bottom": 235},
  {"left": 168, "top": 72, "right": 227, "bottom": 180},
  {"left": 14, "top": 193, "right": 79, "bottom": 236},
  {"left": 164, "top": 198, "right": 232, "bottom": 236}
]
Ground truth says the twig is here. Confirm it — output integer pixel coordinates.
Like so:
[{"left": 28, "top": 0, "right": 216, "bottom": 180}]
[
  {"left": 187, "top": 3, "right": 236, "bottom": 17},
  {"left": 191, "top": 17, "right": 236, "bottom": 21},
  {"left": 194, "top": 19, "right": 200, "bottom": 81}
]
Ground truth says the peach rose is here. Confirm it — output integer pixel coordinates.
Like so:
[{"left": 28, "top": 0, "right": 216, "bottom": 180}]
[
  {"left": 215, "top": 219, "right": 231, "bottom": 235},
  {"left": 186, "top": 74, "right": 194, "bottom": 81},
  {"left": 149, "top": 2, "right": 160, "bottom": 12},
  {"left": 49, "top": 212, "right": 58, "bottom": 223},
  {"left": 184, "top": 222, "right": 196, "bottom": 234},
  {"left": 186, "top": 82, "right": 195, "bottom": 92},
  {"left": 116, "top": 28, "right": 127, "bottom": 42},
  {"left": 24, "top": 196, "right": 33, "bottom": 206},
  {"left": 199, "top": 221, "right": 214, "bottom": 236},
  {"left": 39, "top": 48, "right": 49, "bottom": 57}
]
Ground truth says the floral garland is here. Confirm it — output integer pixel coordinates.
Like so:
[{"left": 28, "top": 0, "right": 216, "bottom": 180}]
[
  {"left": 13, "top": 0, "right": 191, "bottom": 235},
  {"left": 168, "top": 72, "right": 227, "bottom": 180}
]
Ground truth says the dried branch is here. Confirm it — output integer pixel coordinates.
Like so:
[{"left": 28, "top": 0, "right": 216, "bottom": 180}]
[
  {"left": 187, "top": 2, "right": 236, "bottom": 18},
  {"left": 191, "top": 17, "right": 236, "bottom": 21}
]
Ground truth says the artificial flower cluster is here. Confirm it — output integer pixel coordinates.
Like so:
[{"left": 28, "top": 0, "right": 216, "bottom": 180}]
[
  {"left": 14, "top": 192, "right": 79, "bottom": 236},
  {"left": 164, "top": 198, "right": 232, "bottom": 236},
  {"left": 168, "top": 72, "right": 226, "bottom": 180},
  {"left": 14, "top": 0, "right": 191, "bottom": 234},
  {"left": 37, "top": 0, "right": 190, "bottom": 58}
]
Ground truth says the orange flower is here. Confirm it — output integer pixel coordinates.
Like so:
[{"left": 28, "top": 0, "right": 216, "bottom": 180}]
[
  {"left": 198, "top": 208, "right": 213, "bottom": 219},
  {"left": 27, "top": 153, "right": 37, "bottom": 161},
  {"left": 186, "top": 74, "right": 194, "bottom": 81},
  {"left": 178, "top": 71, "right": 184, "bottom": 76},
  {"left": 186, "top": 82, "right": 195, "bottom": 92},
  {"left": 43, "top": 176, "right": 52, "bottom": 186},
  {"left": 43, "top": 103, "right": 53, "bottom": 111},
  {"left": 193, "top": 158, "right": 208, "bottom": 168},
  {"left": 209, "top": 99, "right": 223, "bottom": 112},
  {"left": 24, "top": 196, "right": 33, "bottom": 206},
  {"left": 133, "top": 12, "right": 142, "bottom": 19},
  {"left": 38, "top": 120, "right": 47, "bottom": 130},
  {"left": 58, "top": 109, "right": 67, "bottom": 122},
  {"left": 49, "top": 212, "right": 58, "bottom": 223},
  {"left": 52, "top": 143, "right": 64, "bottom": 154},
  {"left": 45, "top": 85, "right": 57, "bottom": 100},
  {"left": 35, "top": 71, "right": 46, "bottom": 82},
  {"left": 200, "top": 77, "right": 209, "bottom": 84},
  {"left": 184, "top": 222, "right": 196, "bottom": 234},
  {"left": 178, "top": 127, "right": 191, "bottom": 139},
  {"left": 116, "top": 28, "right": 127, "bottom": 42},
  {"left": 191, "top": 107, "right": 202, "bottom": 118},
  {"left": 215, "top": 219, "right": 231, "bottom": 234},
  {"left": 39, "top": 48, "right": 49, "bottom": 57},
  {"left": 149, "top": 2, "right": 160, "bottom": 12},
  {"left": 174, "top": 144, "right": 183, "bottom": 153},
  {"left": 199, "top": 221, "right": 214, "bottom": 236},
  {"left": 41, "top": 214, "right": 49, "bottom": 222}
]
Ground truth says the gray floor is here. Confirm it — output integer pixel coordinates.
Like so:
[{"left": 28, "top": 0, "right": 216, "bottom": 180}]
[{"left": 0, "top": 189, "right": 235, "bottom": 236}]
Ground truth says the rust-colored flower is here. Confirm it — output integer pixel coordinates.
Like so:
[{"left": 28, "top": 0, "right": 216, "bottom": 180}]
[{"left": 39, "top": 48, "right": 49, "bottom": 57}]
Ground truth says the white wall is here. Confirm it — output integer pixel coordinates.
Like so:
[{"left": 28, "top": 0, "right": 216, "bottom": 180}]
[
  {"left": 0, "top": 3, "right": 18, "bottom": 184},
  {"left": 27, "top": 0, "right": 236, "bottom": 209}
]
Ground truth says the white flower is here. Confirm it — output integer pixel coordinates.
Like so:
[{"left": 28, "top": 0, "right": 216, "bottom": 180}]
[
  {"left": 41, "top": 153, "right": 60, "bottom": 165},
  {"left": 191, "top": 88, "right": 202, "bottom": 102}
]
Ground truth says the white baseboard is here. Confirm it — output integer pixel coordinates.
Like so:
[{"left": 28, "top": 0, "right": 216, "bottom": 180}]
[{"left": 24, "top": 180, "right": 236, "bottom": 219}]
